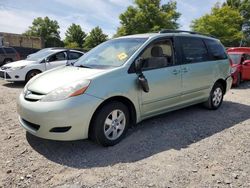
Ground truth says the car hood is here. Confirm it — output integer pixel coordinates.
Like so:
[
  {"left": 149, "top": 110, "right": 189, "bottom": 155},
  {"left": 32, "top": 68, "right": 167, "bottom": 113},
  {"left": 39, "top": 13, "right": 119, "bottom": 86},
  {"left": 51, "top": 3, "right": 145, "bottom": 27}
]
[
  {"left": 3, "top": 60, "right": 37, "bottom": 68},
  {"left": 27, "top": 66, "right": 108, "bottom": 94}
]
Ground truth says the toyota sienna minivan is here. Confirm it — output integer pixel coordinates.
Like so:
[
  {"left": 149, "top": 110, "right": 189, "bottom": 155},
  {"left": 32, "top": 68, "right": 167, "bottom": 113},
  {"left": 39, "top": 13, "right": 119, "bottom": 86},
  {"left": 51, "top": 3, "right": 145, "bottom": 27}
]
[{"left": 17, "top": 30, "right": 232, "bottom": 146}]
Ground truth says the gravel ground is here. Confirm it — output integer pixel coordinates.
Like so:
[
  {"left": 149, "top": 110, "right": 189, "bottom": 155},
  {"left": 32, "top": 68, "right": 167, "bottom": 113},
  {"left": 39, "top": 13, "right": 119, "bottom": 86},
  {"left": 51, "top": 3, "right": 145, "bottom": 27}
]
[{"left": 0, "top": 79, "right": 249, "bottom": 188}]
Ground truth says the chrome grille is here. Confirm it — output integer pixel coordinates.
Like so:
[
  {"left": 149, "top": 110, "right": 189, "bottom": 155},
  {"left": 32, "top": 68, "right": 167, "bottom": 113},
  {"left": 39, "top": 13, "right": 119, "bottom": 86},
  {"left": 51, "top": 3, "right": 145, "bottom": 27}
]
[{"left": 24, "top": 90, "right": 45, "bottom": 102}]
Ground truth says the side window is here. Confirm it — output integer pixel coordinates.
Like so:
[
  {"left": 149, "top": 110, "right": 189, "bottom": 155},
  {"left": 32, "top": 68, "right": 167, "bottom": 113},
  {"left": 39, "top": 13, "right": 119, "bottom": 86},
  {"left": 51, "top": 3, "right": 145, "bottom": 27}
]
[
  {"left": 243, "top": 54, "right": 250, "bottom": 61},
  {"left": 49, "top": 52, "right": 66, "bottom": 62},
  {"left": 204, "top": 39, "right": 227, "bottom": 60},
  {"left": 180, "top": 37, "right": 209, "bottom": 64},
  {"left": 68, "top": 52, "right": 83, "bottom": 60},
  {"left": 141, "top": 39, "right": 173, "bottom": 70},
  {"left": 4, "top": 48, "right": 15, "bottom": 54},
  {"left": 0, "top": 48, "right": 4, "bottom": 54}
]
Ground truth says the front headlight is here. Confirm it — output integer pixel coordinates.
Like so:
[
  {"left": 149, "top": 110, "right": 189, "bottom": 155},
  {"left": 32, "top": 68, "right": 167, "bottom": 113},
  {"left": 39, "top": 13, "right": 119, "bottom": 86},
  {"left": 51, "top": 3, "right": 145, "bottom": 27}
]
[
  {"left": 231, "top": 67, "right": 237, "bottom": 74},
  {"left": 40, "top": 80, "right": 91, "bottom": 102},
  {"left": 9, "top": 66, "right": 26, "bottom": 71}
]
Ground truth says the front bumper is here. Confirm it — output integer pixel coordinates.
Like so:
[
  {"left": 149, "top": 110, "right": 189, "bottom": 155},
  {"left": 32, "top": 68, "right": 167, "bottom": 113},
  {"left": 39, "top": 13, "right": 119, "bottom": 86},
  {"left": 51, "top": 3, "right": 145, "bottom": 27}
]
[
  {"left": 17, "top": 93, "right": 103, "bottom": 141},
  {"left": 231, "top": 71, "right": 238, "bottom": 85},
  {"left": 0, "top": 70, "right": 25, "bottom": 81}
]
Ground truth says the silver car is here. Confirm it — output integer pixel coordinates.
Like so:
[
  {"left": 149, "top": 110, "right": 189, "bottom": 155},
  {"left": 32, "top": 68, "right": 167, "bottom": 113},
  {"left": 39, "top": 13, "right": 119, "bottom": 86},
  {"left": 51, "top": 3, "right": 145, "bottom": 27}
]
[{"left": 17, "top": 31, "right": 232, "bottom": 146}]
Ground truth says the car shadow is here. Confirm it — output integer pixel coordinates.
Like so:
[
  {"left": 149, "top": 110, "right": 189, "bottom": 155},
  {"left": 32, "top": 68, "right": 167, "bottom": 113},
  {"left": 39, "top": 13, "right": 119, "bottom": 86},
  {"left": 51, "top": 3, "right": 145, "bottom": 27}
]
[
  {"left": 232, "top": 81, "right": 250, "bottom": 90},
  {"left": 2, "top": 82, "right": 25, "bottom": 88},
  {"left": 26, "top": 100, "right": 250, "bottom": 169}
]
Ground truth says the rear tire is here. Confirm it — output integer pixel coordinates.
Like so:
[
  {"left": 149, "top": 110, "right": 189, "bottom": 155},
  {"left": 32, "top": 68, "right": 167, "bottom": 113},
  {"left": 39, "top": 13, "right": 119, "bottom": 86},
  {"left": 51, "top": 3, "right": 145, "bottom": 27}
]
[
  {"left": 25, "top": 70, "right": 41, "bottom": 82},
  {"left": 90, "top": 101, "right": 129, "bottom": 147},
  {"left": 204, "top": 83, "right": 224, "bottom": 110}
]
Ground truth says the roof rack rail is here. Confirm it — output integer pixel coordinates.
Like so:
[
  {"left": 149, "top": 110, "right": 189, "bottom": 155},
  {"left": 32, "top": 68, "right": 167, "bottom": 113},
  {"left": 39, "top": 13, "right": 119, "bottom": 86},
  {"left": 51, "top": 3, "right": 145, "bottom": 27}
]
[{"left": 159, "top": 29, "right": 216, "bottom": 38}]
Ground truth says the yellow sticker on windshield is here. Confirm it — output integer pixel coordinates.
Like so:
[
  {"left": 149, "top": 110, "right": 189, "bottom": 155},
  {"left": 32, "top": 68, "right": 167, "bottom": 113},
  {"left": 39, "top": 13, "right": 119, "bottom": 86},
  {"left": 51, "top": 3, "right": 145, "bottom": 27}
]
[{"left": 117, "top": 52, "right": 128, "bottom": 61}]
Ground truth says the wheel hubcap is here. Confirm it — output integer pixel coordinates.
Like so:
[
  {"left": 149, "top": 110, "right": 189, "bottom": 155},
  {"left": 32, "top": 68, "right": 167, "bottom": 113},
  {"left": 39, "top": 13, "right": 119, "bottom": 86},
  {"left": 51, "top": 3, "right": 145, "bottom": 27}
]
[
  {"left": 212, "top": 88, "right": 222, "bottom": 106},
  {"left": 104, "top": 110, "right": 126, "bottom": 140}
]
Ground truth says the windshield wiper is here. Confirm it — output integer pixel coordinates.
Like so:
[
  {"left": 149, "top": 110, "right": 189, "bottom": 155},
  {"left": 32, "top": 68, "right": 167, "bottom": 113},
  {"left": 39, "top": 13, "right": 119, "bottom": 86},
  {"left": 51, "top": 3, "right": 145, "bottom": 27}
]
[{"left": 76, "top": 65, "right": 92, "bottom": 69}]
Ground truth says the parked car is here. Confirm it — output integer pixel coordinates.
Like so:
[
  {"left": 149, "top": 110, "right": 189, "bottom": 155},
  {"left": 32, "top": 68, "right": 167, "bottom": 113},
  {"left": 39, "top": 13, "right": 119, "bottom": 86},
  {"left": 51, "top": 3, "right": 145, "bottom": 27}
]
[
  {"left": 17, "top": 30, "right": 232, "bottom": 146},
  {"left": 0, "top": 48, "right": 84, "bottom": 82},
  {"left": 227, "top": 47, "right": 250, "bottom": 86},
  {"left": 0, "top": 46, "right": 20, "bottom": 66}
]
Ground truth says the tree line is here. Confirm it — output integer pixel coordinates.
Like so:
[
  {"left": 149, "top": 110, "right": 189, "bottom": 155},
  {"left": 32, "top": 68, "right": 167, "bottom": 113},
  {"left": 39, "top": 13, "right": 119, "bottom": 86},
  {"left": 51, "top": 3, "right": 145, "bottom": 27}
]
[{"left": 23, "top": 0, "right": 250, "bottom": 50}]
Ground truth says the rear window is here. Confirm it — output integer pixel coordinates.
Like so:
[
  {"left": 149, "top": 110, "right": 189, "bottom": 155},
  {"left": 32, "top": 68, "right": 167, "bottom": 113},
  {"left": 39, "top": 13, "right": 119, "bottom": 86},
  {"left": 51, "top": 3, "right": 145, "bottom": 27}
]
[
  {"left": 4, "top": 48, "right": 15, "bottom": 54},
  {"left": 204, "top": 39, "right": 227, "bottom": 60},
  {"left": 180, "top": 37, "right": 209, "bottom": 63}
]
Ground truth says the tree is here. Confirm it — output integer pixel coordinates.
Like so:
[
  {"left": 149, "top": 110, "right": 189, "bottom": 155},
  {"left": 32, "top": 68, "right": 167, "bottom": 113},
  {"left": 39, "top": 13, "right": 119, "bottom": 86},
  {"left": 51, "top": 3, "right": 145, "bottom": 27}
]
[
  {"left": 191, "top": 5, "right": 244, "bottom": 47},
  {"left": 84, "top": 27, "right": 108, "bottom": 50},
  {"left": 65, "top": 24, "right": 86, "bottom": 48},
  {"left": 224, "top": 0, "right": 250, "bottom": 46},
  {"left": 65, "top": 42, "right": 80, "bottom": 49},
  {"left": 115, "top": 0, "right": 181, "bottom": 36},
  {"left": 24, "top": 16, "right": 62, "bottom": 47}
]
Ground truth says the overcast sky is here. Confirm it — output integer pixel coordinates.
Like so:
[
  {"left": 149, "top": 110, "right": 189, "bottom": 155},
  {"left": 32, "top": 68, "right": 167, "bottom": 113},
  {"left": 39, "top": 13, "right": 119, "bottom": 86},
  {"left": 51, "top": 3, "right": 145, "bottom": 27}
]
[{"left": 0, "top": 0, "right": 225, "bottom": 39}]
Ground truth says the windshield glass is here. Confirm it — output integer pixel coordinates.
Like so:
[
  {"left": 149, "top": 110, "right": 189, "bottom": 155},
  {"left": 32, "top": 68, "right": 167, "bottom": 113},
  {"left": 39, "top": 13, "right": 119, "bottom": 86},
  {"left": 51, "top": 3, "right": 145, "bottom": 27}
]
[
  {"left": 74, "top": 38, "right": 147, "bottom": 68},
  {"left": 26, "top": 50, "right": 58, "bottom": 61},
  {"left": 229, "top": 54, "right": 241, "bottom": 64}
]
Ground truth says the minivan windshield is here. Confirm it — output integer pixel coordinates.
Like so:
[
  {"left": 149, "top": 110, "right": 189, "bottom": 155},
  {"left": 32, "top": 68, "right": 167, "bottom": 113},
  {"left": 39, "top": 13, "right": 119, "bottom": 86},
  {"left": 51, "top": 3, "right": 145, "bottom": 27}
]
[
  {"left": 74, "top": 38, "right": 147, "bottom": 68},
  {"left": 26, "top": 50, "right": 59, "bottom": 61},
  {"left": 229, "top": 54, "right": 241, "bottom": 64}
]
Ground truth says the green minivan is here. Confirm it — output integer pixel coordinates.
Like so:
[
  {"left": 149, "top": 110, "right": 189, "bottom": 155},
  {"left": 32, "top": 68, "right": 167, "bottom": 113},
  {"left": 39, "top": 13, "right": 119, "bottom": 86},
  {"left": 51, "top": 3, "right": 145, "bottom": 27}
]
[{"left": 17, "top": 30, "right": 232, "bottom": 146}]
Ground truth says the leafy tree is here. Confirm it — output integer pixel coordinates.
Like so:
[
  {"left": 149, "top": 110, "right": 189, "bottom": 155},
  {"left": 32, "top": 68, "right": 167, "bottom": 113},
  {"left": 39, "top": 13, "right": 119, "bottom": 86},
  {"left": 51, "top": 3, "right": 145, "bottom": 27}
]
[
  {"left": 24, "top": 16, "right": 62, "bottom": 47},
  {"left": 65, "top": 42, "right": 79, "bottom": 49},
  {"left": 116, "top": 0, "right": 181, "bottom": 36},
  {"left": 84, "top": 27, "right": 108, "bottom": 50},
  {"left": 224, "top": 0, "right": 250, "bottom": 46},
  {"left": 65, "top": 24, "right": 86, "bottom": 48},
  {"left": 191, "top": 5, "right": 244, "bottom": 47}
]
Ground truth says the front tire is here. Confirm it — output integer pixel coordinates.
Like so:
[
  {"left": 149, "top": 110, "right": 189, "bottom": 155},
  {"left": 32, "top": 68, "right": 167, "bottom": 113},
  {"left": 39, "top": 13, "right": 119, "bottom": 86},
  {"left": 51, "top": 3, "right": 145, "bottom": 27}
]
[
  {"left": 204, "top": 83, "right": 224, "bottom": 110},
  {"left": 25, "top": 70, "right": 41, "bottom": 82},
  {"left": 90, "top": 102, "right": 129, "bottom": 147}
]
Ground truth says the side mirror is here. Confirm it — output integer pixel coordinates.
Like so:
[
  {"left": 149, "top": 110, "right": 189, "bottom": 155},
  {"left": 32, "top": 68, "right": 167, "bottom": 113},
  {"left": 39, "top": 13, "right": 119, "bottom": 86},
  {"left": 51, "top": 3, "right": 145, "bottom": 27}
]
[
  {"left": 243, "top": 60, "right": 250, "bottom": 65},
  {"left": 138, "top": 74, "right": 149, "bottom": 93},
  {"left": 45, "top": 57, "right": 50, "bottom": 63},
  {"left": 135, "top": 57, "right": 144, "bottom": 74}
]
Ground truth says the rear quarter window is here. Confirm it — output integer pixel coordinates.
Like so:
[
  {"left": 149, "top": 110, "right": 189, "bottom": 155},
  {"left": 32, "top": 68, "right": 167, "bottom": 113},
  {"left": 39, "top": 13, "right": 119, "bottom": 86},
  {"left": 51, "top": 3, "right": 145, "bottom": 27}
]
[{"left": 204, "top": 39, "right": 227, "bottom": 60}]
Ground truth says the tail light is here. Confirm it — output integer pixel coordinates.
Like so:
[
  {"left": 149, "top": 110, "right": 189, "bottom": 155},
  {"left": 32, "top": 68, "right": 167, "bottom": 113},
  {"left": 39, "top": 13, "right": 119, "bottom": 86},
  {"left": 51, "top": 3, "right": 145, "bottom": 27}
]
[
  {"left": 16, "top": 52, "right": 21, "bottom": 60},
  {"left": 229, "top": 58, "right": 233, "bottom": 67}
]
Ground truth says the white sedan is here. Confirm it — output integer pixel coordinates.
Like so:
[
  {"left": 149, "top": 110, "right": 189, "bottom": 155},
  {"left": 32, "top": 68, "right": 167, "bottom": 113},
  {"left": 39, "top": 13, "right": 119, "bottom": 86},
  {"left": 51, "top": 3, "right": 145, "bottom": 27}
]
[{"left": 0, "top": 48, "right": 84, "bottom": 82}]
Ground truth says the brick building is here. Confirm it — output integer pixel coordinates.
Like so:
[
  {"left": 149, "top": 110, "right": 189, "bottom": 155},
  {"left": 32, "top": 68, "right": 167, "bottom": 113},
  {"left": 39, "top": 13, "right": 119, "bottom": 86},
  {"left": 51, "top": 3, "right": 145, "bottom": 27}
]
[{"left": 0, "top": 32, "right": 43, "bottom": 49}]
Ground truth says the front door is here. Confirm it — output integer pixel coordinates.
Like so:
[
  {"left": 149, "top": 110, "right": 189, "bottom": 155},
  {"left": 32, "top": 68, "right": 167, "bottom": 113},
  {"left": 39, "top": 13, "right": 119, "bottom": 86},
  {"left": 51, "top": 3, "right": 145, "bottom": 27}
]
[
  {"left": 241, "top": 54, "right": 250, "bottom": 80},
  {"left": 139, "top": 38, "right": 182, "bottom": 117}
]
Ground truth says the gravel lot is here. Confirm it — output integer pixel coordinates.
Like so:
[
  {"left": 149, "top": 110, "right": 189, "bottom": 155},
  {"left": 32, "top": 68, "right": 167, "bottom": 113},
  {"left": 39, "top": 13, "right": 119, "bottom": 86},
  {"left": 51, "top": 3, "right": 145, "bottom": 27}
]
[{"left": 0, "top": 79, "right": 249, "bottom": 188}]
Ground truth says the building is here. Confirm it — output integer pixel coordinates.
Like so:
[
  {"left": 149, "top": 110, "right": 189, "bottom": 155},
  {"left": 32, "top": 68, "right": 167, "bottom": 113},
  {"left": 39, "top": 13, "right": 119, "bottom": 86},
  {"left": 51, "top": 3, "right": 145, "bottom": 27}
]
[{"left": 0, "top": 32, "right": 43, "bottom": 49}]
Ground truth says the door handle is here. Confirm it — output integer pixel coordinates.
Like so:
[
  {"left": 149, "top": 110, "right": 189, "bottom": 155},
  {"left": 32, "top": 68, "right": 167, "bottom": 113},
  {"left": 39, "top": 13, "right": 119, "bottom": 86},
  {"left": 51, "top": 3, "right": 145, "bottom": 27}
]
[
  {"left": 172, "top": 69, "right": 180, "bottom": 75},
  {"left": 182, "top": 67, "right": 188, "bottom": 73}
]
